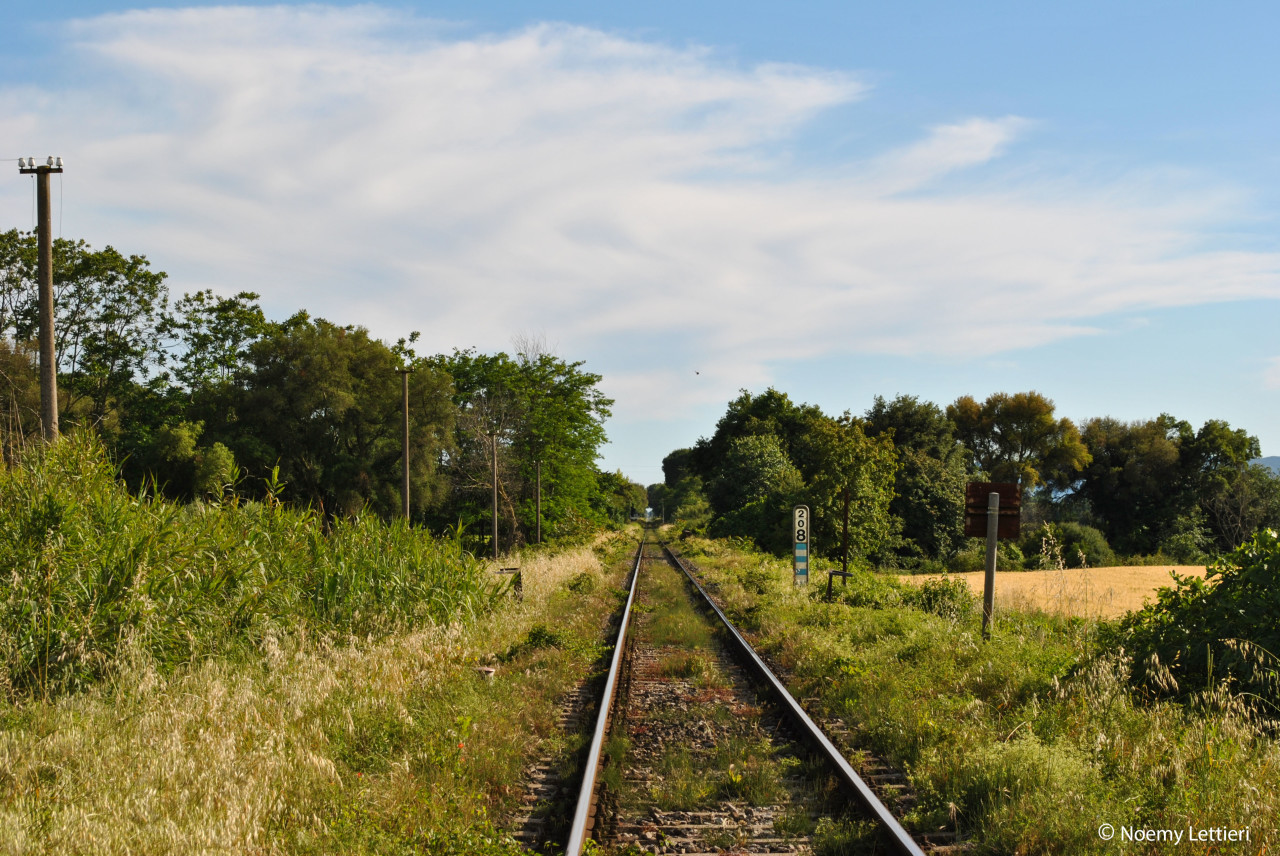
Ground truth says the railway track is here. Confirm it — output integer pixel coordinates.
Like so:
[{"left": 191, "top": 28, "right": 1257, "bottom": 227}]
[{"left": 549, "top": 533, "right": 946, "bottom": 856}]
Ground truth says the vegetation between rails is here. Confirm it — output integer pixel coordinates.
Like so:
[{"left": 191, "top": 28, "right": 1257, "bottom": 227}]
[
  {"left": 671, "top": 531, "right": 1280, "bottom": 855},
  {"left": 0, "top": 433, "right": 643, "bottom": 854}
]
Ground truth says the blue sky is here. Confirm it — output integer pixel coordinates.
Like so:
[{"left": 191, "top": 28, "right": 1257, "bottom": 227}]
[{"left": 4, "top": 2, "right": 1279, "bottom": 485}]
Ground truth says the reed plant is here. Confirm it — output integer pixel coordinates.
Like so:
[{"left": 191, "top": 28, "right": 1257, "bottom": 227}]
[{"left": 0, "top": 432, "right": 497, "bottom": 699}]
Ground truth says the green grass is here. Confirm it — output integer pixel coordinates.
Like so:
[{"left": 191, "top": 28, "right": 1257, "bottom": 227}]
[{"left": 672, "top": 534, "right": 1280, "bottom": 854}]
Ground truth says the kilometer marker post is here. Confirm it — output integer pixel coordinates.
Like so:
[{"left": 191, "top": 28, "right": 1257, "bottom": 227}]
[{"left": 793, "top": 504, "right": 810, "bottom": 585}]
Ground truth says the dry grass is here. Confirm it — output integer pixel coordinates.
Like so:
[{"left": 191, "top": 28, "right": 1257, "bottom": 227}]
[
  {"left": 0, "top": 538, "right": 632, "bottom": 855},
  {"left": 900, "top": 565, "right": 1208, "bottom": 619}
]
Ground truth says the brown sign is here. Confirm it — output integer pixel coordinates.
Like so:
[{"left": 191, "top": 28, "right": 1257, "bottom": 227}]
[{"left": 964, "top": 482, "right": 1021, "bottom": 539}]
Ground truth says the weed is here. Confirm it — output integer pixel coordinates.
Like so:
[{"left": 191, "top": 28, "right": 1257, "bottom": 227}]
[
  {"left": 812, "top": 817, "right": 879, "bottom": 855},
  {"left": 651, "top": 747, "right": 715, "bottom": 810},
  {"left": 566, "top": 572, "right": 596, "bottom": 594},
  {"left": 773, "top": 804, "right": 814, "bottom": 837}
]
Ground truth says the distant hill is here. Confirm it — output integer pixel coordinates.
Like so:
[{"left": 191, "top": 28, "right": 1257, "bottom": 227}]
[{"left": 1253, "top": 456, "right": 1280, "bottom": 474}]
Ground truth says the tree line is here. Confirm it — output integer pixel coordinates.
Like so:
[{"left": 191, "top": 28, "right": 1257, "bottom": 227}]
[
  {"left": 649, "top": 388, "right": 1279, "bottom": 568},
  {"left": 0, "top": 229, "right": 645, "bottom": 548}
]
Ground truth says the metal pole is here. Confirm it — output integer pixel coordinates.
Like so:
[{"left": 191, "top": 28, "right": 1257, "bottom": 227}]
[
  {"left": 35, "top": 168, "right": 58, "bottom": 441},
  {"left": 536, "top": 459, "right": 542, "bottom": 544},
  {"left": 842, "top": 485, "right": 850, "bottom": 575},
  {"left": 982, "top": 491, "right": 999, "bottom": 640},
  {"left": 398, "top": 368, "right": 411, "bottom": 521},
  {"left": 492, "top": 433, "right": 499, "bottom": 560}
]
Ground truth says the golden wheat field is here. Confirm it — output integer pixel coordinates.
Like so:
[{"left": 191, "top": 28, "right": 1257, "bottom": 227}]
[{"left": 899, "top": 565, "right": 1209, "bottom": 619}]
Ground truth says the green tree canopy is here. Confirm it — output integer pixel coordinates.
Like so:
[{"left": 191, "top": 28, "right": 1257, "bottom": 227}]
[
  {"left": 216, "top": 312, "right": 454, "bottom": 518},
  {"left": 947, "top": 391, "right": 1090, "bottom": 489},
  {"left": 1076, "top": 414, "right": 1275, "bottom": 555},
  {"left": 865, "top": 394, "right": 968, "bottom": 560},
  {"left": 160, "top": 289, "right": 267, "bottom": 393},
  {"left": 793, "top": 414, "right": 898, "bottom": 563},
  {"left": 0, "top": 229, "right": 170, "bottom": 430},
  {"left": 690, "top": 388, "right": 823, "bottom": 481},
  {"left": 426, "top": 347, "right": 613, "bottom": 545}
]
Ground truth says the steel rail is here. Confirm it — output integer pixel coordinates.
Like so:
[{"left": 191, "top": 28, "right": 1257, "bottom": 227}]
[
  {"left": 661, "top": 541, "right": 928, "bottom": 856},
  {"left": 564, "top": 536, "right": 645, "bottom": 856}
]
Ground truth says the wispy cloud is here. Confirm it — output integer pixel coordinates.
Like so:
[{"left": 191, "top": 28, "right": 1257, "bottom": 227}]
[
  {"left": 1265, "top": 357, "right": 1280, "bottom": 390},
  {"left": 860, "top": 116, "right": 1031, "bottom": 195},
  {"left": 2, "top": 5, "right": 1278, "bottom": 425}
]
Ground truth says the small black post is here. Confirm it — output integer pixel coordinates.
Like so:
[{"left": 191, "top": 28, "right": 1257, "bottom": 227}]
[{"left": 842, "top": 485, "right": 850, "bottom": 575}]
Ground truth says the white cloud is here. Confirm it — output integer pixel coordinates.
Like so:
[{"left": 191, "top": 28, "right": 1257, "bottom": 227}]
[
  {"left": 1265, "top": 357, "right": 1280, "bottom": 390},
  {"left": 3, "top": 5, "right": 1279, "bottom": 425},
  {"left": 860, "top": 116, "right": 1032, "bottom": 195}
]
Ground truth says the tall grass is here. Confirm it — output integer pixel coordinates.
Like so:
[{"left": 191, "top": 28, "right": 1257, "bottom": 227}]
[{"left": 0, "top": 432, "right": 499, "bottom": 698}]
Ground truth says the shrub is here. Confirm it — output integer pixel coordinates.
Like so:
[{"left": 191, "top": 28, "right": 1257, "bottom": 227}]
[
  {"left": 827, "top": 570, "right": 906, "bottom": 609},
  {"left": 1021, "top": 522, "right": 1114, "bottom": 569},
  {"left": 1112, "top": 527, "right": 1280, "bottom": 709},
  {"left": 906, "top": 576, "right": 975, "bottom": 621}
]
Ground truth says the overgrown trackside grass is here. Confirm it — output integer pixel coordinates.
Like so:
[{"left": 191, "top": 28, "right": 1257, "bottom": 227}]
[
  {"left": 673, "top": 532, "right": 1280, "bottom": 854},
  {"left": 0, "top": 433, "right": 497, "bottom": 697},
  {"left": 0, "top": 434, "right": 643, "bottom": 854}
]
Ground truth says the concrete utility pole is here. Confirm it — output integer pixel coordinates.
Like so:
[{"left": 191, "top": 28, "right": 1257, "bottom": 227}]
[
  {"left": 396, "top": 367, "right": 412, "bottom": 521},
  {"left": 18, "top": 156, "right": 63, "bottom": 441},
  {"left": 982, "top": 491, "right": 999, "bottom": 640},
  {"left": 491, "top": 434, "right": 500, "bottom": 560}
]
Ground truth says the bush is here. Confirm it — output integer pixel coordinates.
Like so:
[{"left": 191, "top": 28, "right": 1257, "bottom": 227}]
[
  {"left": 1021, "top": 522, "right": 1114, "bottom": 569},
  {"left": 905, "top": 576, "right": 974, "bottom": 621},
  {"left": 827, "top": 570, "right": 907, "bottom": 609},
  {"left": 1112, "top": 528, "right": 1280, "bottom": 708},
  {"left": 946, "top": 539, "right": 1024, "bottom": 572}
]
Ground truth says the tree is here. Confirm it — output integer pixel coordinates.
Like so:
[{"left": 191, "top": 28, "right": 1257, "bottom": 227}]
[
  {"left": 220, "top": 313, "right": 454, "bottom": 518},
  {"left": 160, "top": 289, "right": 267, "bottom": 393},
  {"left": 427, "top": 348, "right": 613, "bottom": 545},
  {"left": 593, "top": 469, "right": 648, "bottom": 524},
  {"left": 135, "top": 420, "right": 238, "bottom": 501},
  {"left": 1076, "top": 415, "right": 1195, "bottom": 555},
  {"left": 690, "top": 388, "right": 823, "bottom": 482},
  {"left": 1076, "top": 414, "right": 1272, "bottom": 555},
  {"left": 1201, "top": 464, "right": 1280, "bottom": 551},
  {"left": 0, "top": 339, "right": 40, "bottom": 463},
  {"left": 792, "top": 414, "right": 898, "bottom": 563},
  {"left": 662, "top": 447, "right": 695, "bottom": 487},
  {"left": 708, "top": 434, "right": 803, "bottom": 517},
  {"left": 0, "top": 230, "right": 170, "bottom": 429},
  {"left": 947, "top": 391, "right": 1090, "bottom": 489},
  {"left": 865, "top": 395, "right": 968, "bottom": 559}
]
